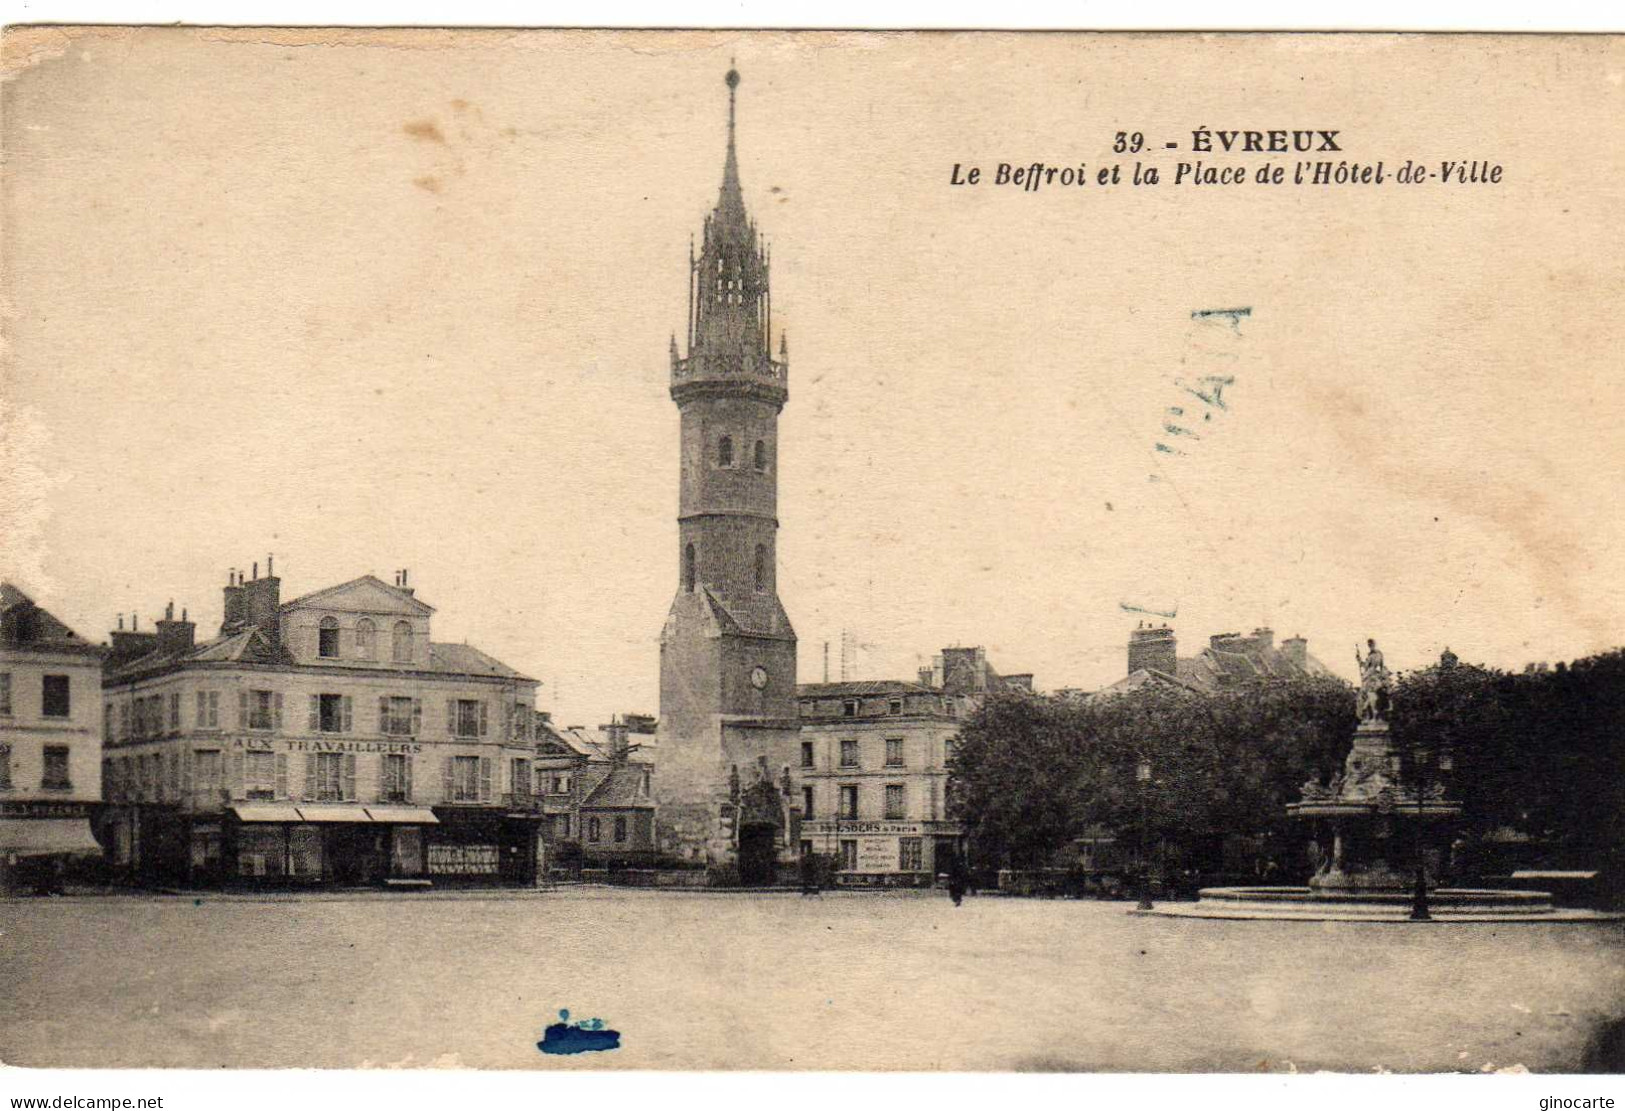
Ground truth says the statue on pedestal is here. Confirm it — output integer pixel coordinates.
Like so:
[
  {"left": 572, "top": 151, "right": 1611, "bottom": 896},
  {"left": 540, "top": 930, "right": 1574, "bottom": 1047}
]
[{"left": 1355, "top": 638, "right": 1391, "bottom": 723}]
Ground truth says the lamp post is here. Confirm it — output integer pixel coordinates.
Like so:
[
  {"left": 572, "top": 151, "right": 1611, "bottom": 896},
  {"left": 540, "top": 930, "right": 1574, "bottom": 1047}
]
[
  {"left": 1136, "top": 756, "right": 1154, "bottom": 911},
  {"left": 1408, "top": 743, "right": 1452, "bottom": 921}
]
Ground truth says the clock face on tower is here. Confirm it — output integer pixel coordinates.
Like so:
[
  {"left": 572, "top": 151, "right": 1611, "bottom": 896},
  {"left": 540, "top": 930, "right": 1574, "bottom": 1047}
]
[{"left": 750, "top": 665, "right": 769, "bottom": 690}]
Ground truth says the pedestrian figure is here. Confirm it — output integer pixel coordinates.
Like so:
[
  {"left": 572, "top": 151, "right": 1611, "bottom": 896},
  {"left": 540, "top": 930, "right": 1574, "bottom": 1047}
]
[{"left": 947, "top": 850, "right": 966, "bottom": 906}]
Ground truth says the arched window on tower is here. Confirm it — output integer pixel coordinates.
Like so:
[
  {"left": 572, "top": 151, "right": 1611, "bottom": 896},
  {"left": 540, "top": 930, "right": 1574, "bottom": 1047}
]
[
  {"left": 392, "top": 620, "right": 413, "bottom": 664},
  {"left": 753, "top": 439, "right": 767, "bottom": 471},
  {"left": 754, "top": 544, "right": 767, "bottom": 592},
  {"left": 684, "top": 544, "right": 697, "bottom": 593},
  {"left": 718, "top": 436, "right": 733, "bottom": 467}
]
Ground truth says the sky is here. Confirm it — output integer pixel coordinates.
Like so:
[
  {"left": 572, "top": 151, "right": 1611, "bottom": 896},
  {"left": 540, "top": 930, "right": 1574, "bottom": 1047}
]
[{"left": 3, "top": 29, "right": 1623, "bottom": 728}]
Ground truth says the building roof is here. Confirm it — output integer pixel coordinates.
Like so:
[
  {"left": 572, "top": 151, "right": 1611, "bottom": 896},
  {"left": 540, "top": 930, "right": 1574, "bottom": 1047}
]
[
  {"left": 280, "top": 574, "right": 434, "bottom": 614},
  {"left": 427, "top": 642, "right": 525, "bottom": 679},
  {"left": 797, "top": 679, "right": 933, "bottom": 698},
  {"left": 108, "top": 630, "right": 530, "bottom": 684},
  {"left": 0, "top": 583, "right": 99, "bottom": 654},
  {"left": 581, "top": 764, "right": 654, "bottom": 810},
  {"left": 1093, "top": 633, "right": 1335, "bottom": 701},
  {"left": 108, "top": 627, "right": 292, "bottom": 681}
]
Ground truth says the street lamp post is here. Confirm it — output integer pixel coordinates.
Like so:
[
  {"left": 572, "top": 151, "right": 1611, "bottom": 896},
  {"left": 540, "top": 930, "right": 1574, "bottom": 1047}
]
[
  {"left": 1409, "top": 749, "right": 1431, "bottom": 921},
  {"left": 1136, "top": 756, "right": 1154, "bottom": 911},
  {"left": 1409, "top": 744, "right": 1452, "bottom": 921}
]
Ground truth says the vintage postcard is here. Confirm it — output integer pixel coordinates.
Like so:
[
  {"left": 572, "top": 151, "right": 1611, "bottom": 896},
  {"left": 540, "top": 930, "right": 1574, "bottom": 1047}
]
[{"left": 1, "top": 26, "right": 1623, "bottom": 1087}]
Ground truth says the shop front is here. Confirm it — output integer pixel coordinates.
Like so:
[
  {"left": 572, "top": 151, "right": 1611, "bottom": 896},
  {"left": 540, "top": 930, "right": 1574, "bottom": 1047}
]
[
  {"left": 0, "top": 799, "right": 103, "bottom": 894},
  {"left": 801, "top": 819, "right": 963, "bottom": 887},
  {"left": 428, "top": 805, "right": 544, "bottom": 886},
  {"left": 227, "top": 804, "right": 440, "bottom": 886}
]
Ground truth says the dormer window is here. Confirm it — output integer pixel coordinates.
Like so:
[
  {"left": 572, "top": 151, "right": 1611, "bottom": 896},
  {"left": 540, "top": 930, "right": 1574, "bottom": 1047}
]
[
  {"left": 392, "top": 621, "right": 413, "bottom": 664},
  {"left": 318, "top": 616, "right": 340, "bottom": 659},
  {"left": 355, "top": 619, "right": 376, "bottom": 661}
]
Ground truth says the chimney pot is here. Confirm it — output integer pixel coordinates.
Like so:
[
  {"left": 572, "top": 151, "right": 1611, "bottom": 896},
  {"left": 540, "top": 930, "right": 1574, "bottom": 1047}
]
[
  {"left": 267, "top": 554, "right": 273, "bottom": 577},
  {"left": 117, "top": 615, "right": 124, "bottom": 630},
  {"left": 252, "top": 561, "right": 258, "bottom": 580}
]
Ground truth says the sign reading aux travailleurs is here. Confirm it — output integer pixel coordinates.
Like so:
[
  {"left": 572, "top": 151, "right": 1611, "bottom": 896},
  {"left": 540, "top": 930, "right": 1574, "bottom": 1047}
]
[{"left": 229, "top": 736, "right": 424, "bottom": 755}]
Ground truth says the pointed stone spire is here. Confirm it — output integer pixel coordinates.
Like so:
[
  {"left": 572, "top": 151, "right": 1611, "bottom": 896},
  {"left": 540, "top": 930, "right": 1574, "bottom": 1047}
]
[
  {"left": 674, "top": 63, "right": 782, "bottom": 394},
  {"left": 716, "top": 64, "right": 747, "bottom": 231}
]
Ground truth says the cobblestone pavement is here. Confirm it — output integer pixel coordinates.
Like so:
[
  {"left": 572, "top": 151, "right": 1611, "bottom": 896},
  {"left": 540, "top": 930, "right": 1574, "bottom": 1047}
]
[{"left": 3, "top": 888, "right": 1621, "bottom": 1071}]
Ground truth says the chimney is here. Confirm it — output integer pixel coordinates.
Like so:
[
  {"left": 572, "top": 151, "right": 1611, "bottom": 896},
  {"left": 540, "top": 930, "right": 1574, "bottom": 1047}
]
[
  {"left": 221, "top": 568, "right": 246, "bottom": 634},
  {"left": 108, "top": 623, "right": 159, "bottom": 667},
  {"left": 1128, "top": 623, "right": 1178, "bottom": 676},
  {"left": 1210, "top": 632, "right": 1244, "bottom": 652},
  {"left": 155, "top": 600, "right": 197, "bottom": 657},
  {"left": 918, "top": 666, "right": 936, "bottom": 688},
  {"left": 398, "top": 567, "right": 414, "bottom": 598},
  {"left": 1249, "top": 627, "right": 1275, "bottom": 655},
  {"left": 604, "top": 719, "right": 631, "bottom": 763},
  {"left": 1281, "top": 635, "right": 1308, "bottom": 669},
  {"left": 239, "top": 556, "right": 282, "bottom": 643}
]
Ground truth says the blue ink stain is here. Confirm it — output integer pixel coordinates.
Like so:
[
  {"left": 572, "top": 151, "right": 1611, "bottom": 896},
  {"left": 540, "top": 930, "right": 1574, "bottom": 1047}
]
[{"left": 538, "top": 1009, "right": 621, "bottom": 1056}]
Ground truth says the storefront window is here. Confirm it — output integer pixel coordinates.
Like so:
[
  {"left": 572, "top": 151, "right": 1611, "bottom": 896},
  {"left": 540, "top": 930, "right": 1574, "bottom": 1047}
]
[
  {"left": 289, "top": 825, "right": 323, "bottom": 877},
  {"left": 238, "top": 827, "right": 286, "bottom": 877},
  {"left": 391, "top": 827, "right": 423, "bottom": 876},
  {"left": 900, "top": 837, "right": 924, "bottom": 872}
]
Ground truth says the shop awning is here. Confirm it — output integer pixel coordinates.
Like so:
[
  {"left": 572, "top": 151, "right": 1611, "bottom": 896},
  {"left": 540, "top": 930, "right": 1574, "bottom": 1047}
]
[
  {"left": 0, "top": 818, "right": 102, "bottom": 857},
  {"left": 294, "top": 806, "right": 373, "bottom": 823},
  {"left": 231, "top": 804, "right": 304, "bottom": 823},
  {"left": 364, "top": 807, "right": 440, "bottom": 825}
]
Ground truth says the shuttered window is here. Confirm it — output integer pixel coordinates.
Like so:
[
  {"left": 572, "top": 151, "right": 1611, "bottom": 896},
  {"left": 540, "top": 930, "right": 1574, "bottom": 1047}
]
[
  {"left": 448, "top": 756, "right": 480, "bottom": 802},
  {"left": 245, "top": 751, "right": 276, "bottom": 799}
]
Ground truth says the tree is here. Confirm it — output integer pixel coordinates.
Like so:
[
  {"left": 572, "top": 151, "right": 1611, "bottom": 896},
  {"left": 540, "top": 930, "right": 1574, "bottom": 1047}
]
[{"left": 948, "top": 676, "right": 1356, "bottom": 876}]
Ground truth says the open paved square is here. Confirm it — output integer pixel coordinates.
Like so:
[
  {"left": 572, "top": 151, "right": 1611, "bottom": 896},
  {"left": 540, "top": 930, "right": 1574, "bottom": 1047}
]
[{"left": 3, "top": 888, "right": 1622, "bottom": 1072}]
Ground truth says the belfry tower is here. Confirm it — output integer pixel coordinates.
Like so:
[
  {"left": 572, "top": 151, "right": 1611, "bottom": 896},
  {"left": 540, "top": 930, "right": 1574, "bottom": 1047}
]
[{"left": 656, "top": 67, "right": 800, "bottom": 880}]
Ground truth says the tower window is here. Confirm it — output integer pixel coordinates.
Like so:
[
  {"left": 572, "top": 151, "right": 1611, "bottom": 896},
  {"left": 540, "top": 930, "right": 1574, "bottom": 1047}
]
[
  {"left": 753, "top": 440, "right": 767, "bottom": 470},
  {"left": 318, "top": 616, "right": 340, "bottom": 658},
  {"left": 754, "top": 544, "right": 767, "bottom": 592},
  {"left": 683, "top": 544, "right": 697, "bottom": 592},
  {"left": 718, "top": 435, "right": 734, "bottom": 467}
]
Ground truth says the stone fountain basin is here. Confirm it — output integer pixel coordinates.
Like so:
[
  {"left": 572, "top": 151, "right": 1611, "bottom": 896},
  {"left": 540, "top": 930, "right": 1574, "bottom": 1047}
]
[{"left": 1140, "top": 885, "right": 1622, "bottom": 922}]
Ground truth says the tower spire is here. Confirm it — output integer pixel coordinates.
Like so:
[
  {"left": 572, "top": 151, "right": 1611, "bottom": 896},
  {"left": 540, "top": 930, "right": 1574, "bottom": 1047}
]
[{"left": 719, "top": 63, "right": 745, "bottom": 222}]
